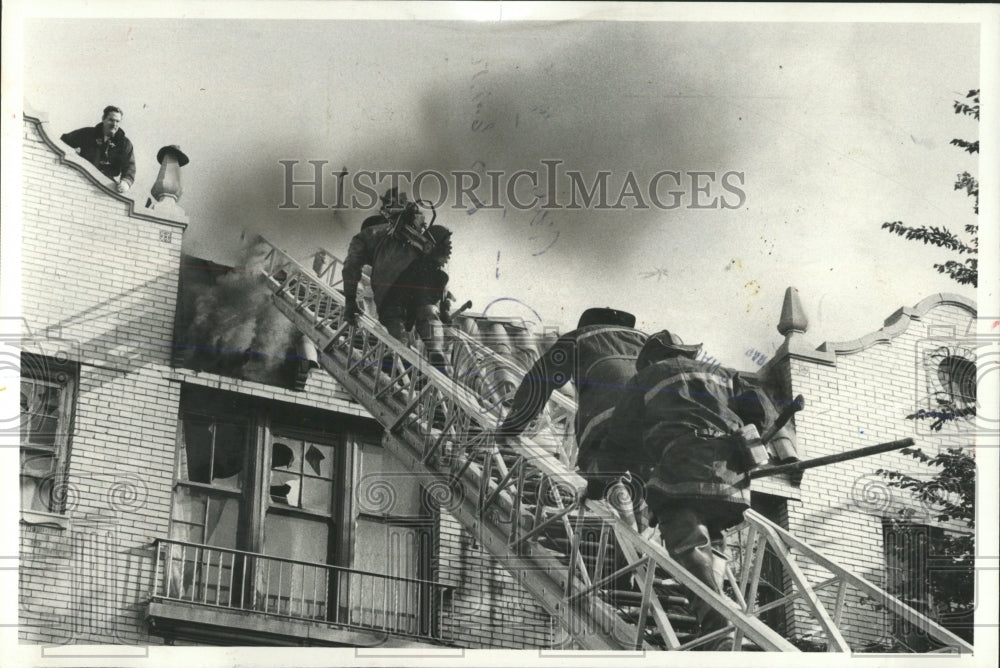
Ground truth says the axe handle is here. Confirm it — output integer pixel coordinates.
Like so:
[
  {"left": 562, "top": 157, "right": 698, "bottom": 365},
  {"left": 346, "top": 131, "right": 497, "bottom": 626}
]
[
  {"left": 759, "top": 394, "right": 805, "bottom": 444},
  {"left": 452, "top": 300, "right": 473, "bottom": 318}
]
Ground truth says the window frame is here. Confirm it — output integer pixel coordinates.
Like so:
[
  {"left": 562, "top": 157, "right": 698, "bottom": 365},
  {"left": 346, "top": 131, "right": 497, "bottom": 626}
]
[
  {"left": 19, "top": 354, "right": 78, "bottom": 516},
  {"left": 164, "top": 385, "right": 437, "bottom": 624},
  {"left": 352, "top": 438, "right": 435, "bottom": 587}
]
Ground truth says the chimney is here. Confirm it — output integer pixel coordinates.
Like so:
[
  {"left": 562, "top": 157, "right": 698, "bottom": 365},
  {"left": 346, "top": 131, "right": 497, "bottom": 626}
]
[{"left": 147, "top": 145, "right": 190, "bottom": 212}]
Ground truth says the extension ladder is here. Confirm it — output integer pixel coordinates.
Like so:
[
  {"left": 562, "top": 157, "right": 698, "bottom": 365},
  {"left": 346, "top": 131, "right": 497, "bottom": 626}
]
[{"left": 254, "top": 236, "right": 973, "bottom": 653}]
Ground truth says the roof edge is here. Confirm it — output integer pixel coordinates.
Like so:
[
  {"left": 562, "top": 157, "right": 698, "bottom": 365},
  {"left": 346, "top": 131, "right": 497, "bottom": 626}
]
[
  {"left": 817, "top": 293, "right": 976, "bottom": 356},
  {"left": 23, "top": 109, "right": 188, "bottom": 230}
]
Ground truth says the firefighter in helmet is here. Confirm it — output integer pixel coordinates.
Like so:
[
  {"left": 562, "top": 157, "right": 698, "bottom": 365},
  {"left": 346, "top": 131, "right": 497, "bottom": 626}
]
[
  {"left": 598, "top": 330, "right": 798, "bottom": 650},
  {"left": 342, "top": 188, "right": 453, "bottom": 373},
  {"left": 496, "top": 307, "right": 648, "bottom": 473}
]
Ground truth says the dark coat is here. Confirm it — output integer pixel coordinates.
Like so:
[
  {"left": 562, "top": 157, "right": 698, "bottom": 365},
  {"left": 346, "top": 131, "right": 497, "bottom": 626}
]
[
  {"left": 601, "top": 356, "right": 796, "bottom": 513},
  {"left": 499, "top": 325, "right": 648, "bottom": 468},
  {"left": 342, "top": 221, "right": 447, "bottom": 309},
  {"left": 60, "top": 124, "right": 136, "bottom": 185}
]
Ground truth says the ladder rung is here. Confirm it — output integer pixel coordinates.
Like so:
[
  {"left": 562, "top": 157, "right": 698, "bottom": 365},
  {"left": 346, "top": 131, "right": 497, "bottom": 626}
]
[
  {"left": 260, "top": 240, "right": 967, "bottom": 654},
  {"left": 603, "top": 589, "right": 691, "bottom": 609}
]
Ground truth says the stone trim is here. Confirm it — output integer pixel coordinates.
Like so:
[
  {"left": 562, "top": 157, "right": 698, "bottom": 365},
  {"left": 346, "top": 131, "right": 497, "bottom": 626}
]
[
  {"left": 766, "top": 293, "right": 976, "bottom": 372},
  {"left": 818, "top": 293, "right": 975, "bottom": 355}
]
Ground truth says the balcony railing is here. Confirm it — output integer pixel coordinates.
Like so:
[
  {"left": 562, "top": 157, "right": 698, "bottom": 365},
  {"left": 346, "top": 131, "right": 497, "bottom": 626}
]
[{"left": 152, "top": 539, "right": 452, "bottom": 643}]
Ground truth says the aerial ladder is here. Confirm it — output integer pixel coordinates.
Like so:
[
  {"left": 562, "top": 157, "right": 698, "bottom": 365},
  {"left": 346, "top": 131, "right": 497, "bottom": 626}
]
[{"left": 253, "top": 236, "right": 973, "bottom": 653}]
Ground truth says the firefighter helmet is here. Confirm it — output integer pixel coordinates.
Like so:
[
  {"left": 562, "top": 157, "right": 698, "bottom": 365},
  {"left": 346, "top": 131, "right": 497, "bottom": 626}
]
[
  {"left": 636, "top": 330, "right": 702, "bottom": 369},
  {"left": 379, "top": 188, "right": 409, "bottom": 218},
  {"left": 577, "top": 307, "right": 636, "bottom": 329}
]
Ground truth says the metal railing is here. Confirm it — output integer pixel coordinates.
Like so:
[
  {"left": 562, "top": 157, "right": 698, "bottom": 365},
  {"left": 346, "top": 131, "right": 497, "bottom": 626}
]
[
  {"left": 152, "top": 538, "right": 452, "bottom": 643},
  {"left": 251, "top": 236, "right": 974, "bottom": 653}
]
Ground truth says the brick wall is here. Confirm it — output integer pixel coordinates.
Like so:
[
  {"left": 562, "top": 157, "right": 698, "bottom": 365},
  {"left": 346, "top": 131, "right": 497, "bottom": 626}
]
[
  {"left": 771, "top": 297, "right": 976, "bottom": 648},
  {"left": 19, "top": 113, "right": 185, "bottom": 645},
  {"left": 19, "top": 112, "right": 557, "bottom": 649},
  {"left": 435, "top": 512, "right": 555, "bottom": 648}
]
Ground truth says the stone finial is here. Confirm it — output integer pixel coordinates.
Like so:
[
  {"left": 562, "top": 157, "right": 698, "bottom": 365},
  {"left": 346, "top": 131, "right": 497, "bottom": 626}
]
[
  {"left": 778, "top": 286, "right": 809, "bottom": 336},
  {"left": 150, "top": 145, "right": 190, "bottom": 203}
]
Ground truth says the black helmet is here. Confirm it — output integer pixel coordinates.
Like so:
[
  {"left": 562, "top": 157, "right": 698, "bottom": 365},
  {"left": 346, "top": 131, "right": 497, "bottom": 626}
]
[
  {"left": 577, "top": 307, "right": 636, "bottom": 329},
  {"left": 636, "top": 329, "right": 702, "bottom": 370},
  {"left": 380, "top": 188, "right": 410, "bottom": 219}
]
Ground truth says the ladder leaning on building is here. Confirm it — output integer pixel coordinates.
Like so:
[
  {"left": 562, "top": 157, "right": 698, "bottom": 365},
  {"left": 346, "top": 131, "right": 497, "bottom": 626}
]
[{"left": 253, "top": 236, "right": 973, "bottom": 653}]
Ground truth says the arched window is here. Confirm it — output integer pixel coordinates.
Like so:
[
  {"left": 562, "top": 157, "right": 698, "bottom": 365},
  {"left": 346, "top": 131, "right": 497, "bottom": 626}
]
[{"left": 927, "top": 345, "right": 977, "bottom": 418}]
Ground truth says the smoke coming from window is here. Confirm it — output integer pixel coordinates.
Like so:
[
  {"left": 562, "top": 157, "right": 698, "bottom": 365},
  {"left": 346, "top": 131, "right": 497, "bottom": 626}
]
[{"left": 174, "top": 240, "right": 302, "bottom": 386}]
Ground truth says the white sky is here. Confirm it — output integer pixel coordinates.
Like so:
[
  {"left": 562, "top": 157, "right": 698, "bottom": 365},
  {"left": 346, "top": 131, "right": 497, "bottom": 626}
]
[
  {"left": 2, "top": 5, "right": 1000, "bottom": 666},
  {"left": 10, "top": 4, "right": 992, "bottom": 370}
]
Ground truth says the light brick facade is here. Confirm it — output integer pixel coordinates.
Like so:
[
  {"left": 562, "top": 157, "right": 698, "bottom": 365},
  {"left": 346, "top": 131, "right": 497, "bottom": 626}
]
[
  {"left": 18, "top": 112, "right": 554, "bottom": 648},
  {"left": 18, "top": 112, "right": 974, "bottom": 651},
  {"left": 19, "top": 112, "right": 185, "bottom": 645},
  {"left": 763, "top": 293, "right": 976, "bottom": 648}
]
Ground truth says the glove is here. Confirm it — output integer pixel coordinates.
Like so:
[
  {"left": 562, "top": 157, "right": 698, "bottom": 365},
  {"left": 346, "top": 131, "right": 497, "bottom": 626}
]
[
  {"left": 344, "top": 297, "right": 361, "bottom": 326},
  {"left": 116, "top": 180, "right": 131, "bottom": 193},
  {"left": 439, "top": 300, "right": 453, "bottom": 326}
]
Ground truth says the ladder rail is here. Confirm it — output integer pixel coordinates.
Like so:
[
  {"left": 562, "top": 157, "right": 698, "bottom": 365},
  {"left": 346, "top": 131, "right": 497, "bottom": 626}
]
[
  {"left": 260, "top": 241, "right": 635, "bottom": 646},
  {"left": 316, "top": 244, "right": 577, "bottom": 450},
  {"left": 742, "top": 510, "right": 975, "bottom": 654},
  {"left": 257, "top": 237, "right": 798, "bottom": 651},
  {"left": 255, "top": 236, "right": 972, "bottom": 654}
]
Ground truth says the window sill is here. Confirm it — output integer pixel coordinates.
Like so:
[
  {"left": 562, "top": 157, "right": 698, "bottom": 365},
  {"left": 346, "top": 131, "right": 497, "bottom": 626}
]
[{"left": 20, "top": 510, "right": 71, "bottom": 530}]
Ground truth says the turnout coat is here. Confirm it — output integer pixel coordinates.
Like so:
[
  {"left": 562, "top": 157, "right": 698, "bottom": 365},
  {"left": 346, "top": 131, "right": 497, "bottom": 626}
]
[
  {"left": 600, "top": 355, "right": 796, "bottom": 513},
  {"left": 342, "top": 219, "right": 447, "bottom": 311},
  {"left": 499, "top": 324, "right": 648, "bottom": 469}
]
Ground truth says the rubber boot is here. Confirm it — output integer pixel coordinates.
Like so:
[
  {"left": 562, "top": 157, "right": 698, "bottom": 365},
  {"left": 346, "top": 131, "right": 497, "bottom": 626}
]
[
  {"left": 414, "top": 304, "right": 448, "bottom": 376},
  {"left": 658, "top": 509, "right": 735, "bottom": 651},
  {"left": 699, "top": 548, "right": 736, "bottom": 651},
  {"left": 378, "top": 308, "right": 409, "bottom": 375}
]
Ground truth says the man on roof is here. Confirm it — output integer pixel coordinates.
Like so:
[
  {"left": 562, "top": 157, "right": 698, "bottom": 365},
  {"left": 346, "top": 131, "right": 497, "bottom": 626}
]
[{"left": 61, "top": 105, "right": 136, "bottom": 193}]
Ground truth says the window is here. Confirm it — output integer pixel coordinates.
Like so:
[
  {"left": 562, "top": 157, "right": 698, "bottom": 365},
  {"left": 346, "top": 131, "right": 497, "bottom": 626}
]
[
  {"left": 882, "top": 520, "right": 974, "bottom": 648},
  {"left": 19, "top": 356, "right": 76, "bottom": 514},
  {"left": 923, "top": 345, "right": 977, "bottom": 425},
  {"left": 168, "top": 412, "right": 249, "bottom": 603},
  {"left": 936, "top": 355, "right": 976, "bottom": 410},
  {"left": 171, "top": 414, "right": 247, "bottom": 548},
  {"left": 352, "top": 441, "right": 434, "bottom": 633},
  {"left": 262, "top": 431, "right": 338, "bottom": 617},
  {"left": 166, "top": 387, "right": 386, "bottom": 621}
]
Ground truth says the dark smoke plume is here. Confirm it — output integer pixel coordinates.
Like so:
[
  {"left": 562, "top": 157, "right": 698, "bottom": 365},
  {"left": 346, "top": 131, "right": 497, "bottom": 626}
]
[{"left": 174, "top": 240, "right": 303, "bottom": 387}]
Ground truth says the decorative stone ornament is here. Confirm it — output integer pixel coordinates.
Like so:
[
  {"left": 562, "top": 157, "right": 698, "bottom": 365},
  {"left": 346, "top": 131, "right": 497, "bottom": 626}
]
[{"left": 778, "top": 286, "right": 809, "bottom": 337}]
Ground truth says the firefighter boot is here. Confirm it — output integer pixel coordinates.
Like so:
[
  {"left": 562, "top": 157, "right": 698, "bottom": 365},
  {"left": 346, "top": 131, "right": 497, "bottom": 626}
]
[
  {"left": 659, "top": 510, "right": 735, "bottom": 651},
  {"left": 701, "top": 547, "right": 736, "bottom": 651},
  {"left": 414, "top": 304, "right": 448, "bottom": 376}
]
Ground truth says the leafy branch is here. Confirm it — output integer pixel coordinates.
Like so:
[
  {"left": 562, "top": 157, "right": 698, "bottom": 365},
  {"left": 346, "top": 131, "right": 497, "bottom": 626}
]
[{"left": 881, "top": 89, "right": 979, "bottom": 288}]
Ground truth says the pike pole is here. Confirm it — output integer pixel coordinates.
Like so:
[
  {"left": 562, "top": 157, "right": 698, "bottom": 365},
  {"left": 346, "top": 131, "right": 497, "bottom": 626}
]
[{"left": 749, "top": 437, "right": 916, "bottom": 479}]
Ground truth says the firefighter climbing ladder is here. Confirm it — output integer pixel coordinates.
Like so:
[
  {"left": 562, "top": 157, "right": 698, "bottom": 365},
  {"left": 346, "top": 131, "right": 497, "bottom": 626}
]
[{"left": 255, "top": 236, "right": 973, "bottom": 653}]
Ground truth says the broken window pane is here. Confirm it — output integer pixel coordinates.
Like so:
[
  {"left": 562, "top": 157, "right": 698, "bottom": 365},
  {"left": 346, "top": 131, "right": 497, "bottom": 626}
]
[
  {"left": 179, "top": 415, "right": 246, "bottom": 490},
  {"left": 269, "top": 437, "right": 334, "bottom": 514}
]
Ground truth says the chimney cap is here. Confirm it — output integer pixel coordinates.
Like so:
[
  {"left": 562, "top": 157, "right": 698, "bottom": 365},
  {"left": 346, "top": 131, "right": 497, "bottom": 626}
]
[{"left": 156, "top": 145, "right": 190, "bottom": 167}]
